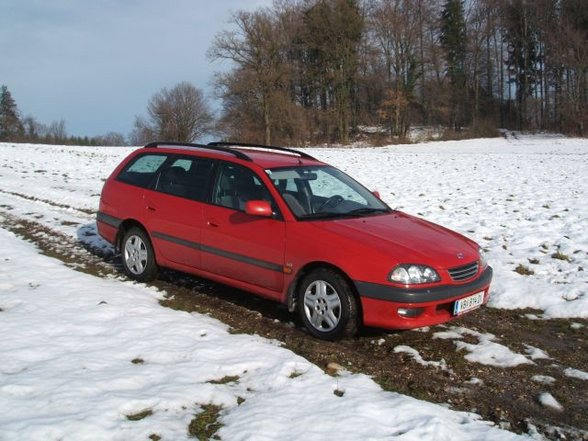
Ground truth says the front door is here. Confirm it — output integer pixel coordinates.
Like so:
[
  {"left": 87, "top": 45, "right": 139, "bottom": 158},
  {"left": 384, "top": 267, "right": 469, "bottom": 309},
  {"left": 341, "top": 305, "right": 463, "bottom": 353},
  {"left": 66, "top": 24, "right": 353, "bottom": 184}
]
[{"left": 200, "top": 162, "right": 285, "bottom": 293}]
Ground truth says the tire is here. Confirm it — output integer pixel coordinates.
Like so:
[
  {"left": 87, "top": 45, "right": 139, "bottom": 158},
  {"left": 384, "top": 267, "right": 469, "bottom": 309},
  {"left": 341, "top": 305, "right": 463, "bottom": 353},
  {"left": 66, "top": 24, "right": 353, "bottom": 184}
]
[
  {"left": 121, "top": 227, "right": 158, "bottom": 282},
  {"left": 298, "top": 268, "right": 359, "bottom": 340}
]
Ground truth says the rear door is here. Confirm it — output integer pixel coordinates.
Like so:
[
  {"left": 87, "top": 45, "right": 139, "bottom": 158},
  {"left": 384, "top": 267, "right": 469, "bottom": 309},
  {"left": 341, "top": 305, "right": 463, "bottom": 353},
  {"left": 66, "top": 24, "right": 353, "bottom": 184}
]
[
  {"left": 100, "top": 153, "right": 168, "bottom": 243},
  {"left": 200, "top": 162, "right": 286, "bottom": 293},
  {"left": 144, "top": 156, "right": 215, "bottom": 269}
]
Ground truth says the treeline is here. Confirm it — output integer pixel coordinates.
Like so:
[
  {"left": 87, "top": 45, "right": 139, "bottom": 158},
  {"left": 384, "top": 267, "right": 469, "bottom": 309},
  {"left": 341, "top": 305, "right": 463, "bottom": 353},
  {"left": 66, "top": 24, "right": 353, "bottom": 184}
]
[
  {"left": 0, "top": 85, "right": 127, "bottom": 146},
  {"left": 210, "top": 0, "right": 588, "bottom": 144},
  {"left": 2, "top": 1, "right": 586, "bottom": 147}
]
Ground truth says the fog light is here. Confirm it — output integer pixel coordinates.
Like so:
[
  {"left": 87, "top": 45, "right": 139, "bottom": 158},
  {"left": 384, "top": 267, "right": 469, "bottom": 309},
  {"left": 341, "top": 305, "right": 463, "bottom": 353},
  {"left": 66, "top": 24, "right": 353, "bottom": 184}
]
[{"left": 398, "top": 307, "right": 424, "bottom": 318}]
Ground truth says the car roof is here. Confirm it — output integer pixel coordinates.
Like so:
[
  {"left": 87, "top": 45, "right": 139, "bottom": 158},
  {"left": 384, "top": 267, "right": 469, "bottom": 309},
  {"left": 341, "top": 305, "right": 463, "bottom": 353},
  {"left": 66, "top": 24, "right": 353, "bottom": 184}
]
[
  {"left": 232, "top": 149, "right": 323, "bottom": 168},
  {"left": 143, "top": 141, "right": 325, "bottom": 169}
]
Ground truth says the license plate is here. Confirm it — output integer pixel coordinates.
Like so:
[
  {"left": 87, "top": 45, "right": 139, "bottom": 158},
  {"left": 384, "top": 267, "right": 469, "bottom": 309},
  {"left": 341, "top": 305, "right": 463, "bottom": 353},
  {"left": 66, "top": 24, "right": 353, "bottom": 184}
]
[{"left": 453, "top": 291, "right": 485, "bottom": 316}]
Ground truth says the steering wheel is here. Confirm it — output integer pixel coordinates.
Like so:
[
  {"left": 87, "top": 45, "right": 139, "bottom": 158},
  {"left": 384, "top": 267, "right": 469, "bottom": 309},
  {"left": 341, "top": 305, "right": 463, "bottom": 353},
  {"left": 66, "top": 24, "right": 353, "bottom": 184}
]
[{"left": 317, "top": 195, "right": 344, "bottom": 212}]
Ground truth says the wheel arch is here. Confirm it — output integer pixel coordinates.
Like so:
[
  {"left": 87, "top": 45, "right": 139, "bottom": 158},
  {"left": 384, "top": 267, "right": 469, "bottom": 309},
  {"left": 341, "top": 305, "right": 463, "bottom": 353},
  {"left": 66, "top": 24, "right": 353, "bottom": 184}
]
[
  {"left": 115, "top": 219, "right": 149, "bottom": 253},
  {"left": 287, "top": 261, "right": 362, "bottom": 321}
]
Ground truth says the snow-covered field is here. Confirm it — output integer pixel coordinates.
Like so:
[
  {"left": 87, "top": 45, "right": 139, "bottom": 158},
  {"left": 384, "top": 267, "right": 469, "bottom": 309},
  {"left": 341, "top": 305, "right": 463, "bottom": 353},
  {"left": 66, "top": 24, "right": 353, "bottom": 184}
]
[
  {"left": 0, "top": 135, "right": 587, "bottom": 440},
  {"left": 0, "top": 228, "right": 524, "bottom": 441}
]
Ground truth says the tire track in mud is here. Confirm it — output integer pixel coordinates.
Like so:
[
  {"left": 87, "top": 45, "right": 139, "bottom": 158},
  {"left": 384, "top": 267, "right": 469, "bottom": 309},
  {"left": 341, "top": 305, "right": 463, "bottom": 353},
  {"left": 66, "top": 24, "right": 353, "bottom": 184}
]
[
  {"left": 1, "top": 210, "right": 587, "bottom": 440},
  {"left": 0, "top": 188, "right": 95, "bottom": 216}
]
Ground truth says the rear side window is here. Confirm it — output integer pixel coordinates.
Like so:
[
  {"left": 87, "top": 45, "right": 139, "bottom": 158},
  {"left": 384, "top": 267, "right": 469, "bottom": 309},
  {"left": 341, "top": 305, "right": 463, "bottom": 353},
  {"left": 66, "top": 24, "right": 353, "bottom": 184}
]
[
  {"left": 155, "top": 157, "right": 215, "bottom": 201},
  {"left": 117, "top": 154, "right": 167, "bottom": 188}
]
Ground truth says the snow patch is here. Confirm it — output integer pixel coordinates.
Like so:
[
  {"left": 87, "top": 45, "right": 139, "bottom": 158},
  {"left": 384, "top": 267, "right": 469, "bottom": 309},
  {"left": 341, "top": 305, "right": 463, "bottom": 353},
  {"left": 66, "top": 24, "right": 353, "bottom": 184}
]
[
  {"left": 466, "top": 377, "right": 484, "bottom": 386},
  {"left": 434, "top": 327, "right": 533, "bottom": 368},
  {"left": 524, "top": 345, "right": 550, "bottom": 360},
  {"left": 537, "top": 392, "right": 564, "bottom": 412},
  {"left": 531, "top": 375, "right": 556, "bottom": 385},
  {"left": 393, "top": 345, "right": 451, "bottom": 372},
  {"left": 563, "top": 368, "right": 588, "bottom": 381}
]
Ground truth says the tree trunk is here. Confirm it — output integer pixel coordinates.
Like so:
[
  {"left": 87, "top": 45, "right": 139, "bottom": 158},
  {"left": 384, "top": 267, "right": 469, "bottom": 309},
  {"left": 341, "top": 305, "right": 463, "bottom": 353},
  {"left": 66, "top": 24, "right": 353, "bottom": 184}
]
[{"left": 263, "top": 92, "right": 271, "bottom": 145}]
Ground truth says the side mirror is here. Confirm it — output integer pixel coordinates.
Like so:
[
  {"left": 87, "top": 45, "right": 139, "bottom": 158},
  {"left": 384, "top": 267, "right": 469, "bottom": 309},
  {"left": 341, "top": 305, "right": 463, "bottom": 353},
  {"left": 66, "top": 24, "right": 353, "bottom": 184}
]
[
  {"left": 372, "top": 190, "right": 381, "bottom": 199},
  {"left": 245, "top": 200, "right": 273, "bottom": 217}
]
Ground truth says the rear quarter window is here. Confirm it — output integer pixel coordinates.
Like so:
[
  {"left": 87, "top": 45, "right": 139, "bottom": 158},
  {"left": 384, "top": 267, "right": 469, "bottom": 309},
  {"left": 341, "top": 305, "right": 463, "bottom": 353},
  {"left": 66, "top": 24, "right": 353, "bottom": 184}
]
[{"left": 117, "top": 154, "right": 167, "bottom": 188}]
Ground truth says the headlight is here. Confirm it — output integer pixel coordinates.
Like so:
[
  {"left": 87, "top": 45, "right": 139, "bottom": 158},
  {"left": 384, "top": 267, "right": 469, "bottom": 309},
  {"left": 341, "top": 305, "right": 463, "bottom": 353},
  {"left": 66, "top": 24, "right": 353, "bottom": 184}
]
[
  {"left": 389, "top": 264, "right": 440, "bottom": 285},
  {"left": 479, "top": 247, "right": 488, "bottom": 269}
]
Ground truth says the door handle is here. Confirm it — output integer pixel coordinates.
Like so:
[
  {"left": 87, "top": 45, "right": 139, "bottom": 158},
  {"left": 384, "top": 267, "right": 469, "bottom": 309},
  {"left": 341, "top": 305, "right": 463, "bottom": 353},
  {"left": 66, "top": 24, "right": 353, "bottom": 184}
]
[
  {"left": 207, "top": 220, "right": 219, "bottom": 228},
  {"left": 147, "top": 206, "right": 156, "bottom": 212}
]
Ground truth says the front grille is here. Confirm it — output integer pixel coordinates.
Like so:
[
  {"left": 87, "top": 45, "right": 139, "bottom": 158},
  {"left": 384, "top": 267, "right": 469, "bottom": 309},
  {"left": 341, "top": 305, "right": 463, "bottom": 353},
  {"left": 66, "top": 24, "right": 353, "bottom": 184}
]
[{"left": 448, "top": 262, "right": 479, "bottom": 282}]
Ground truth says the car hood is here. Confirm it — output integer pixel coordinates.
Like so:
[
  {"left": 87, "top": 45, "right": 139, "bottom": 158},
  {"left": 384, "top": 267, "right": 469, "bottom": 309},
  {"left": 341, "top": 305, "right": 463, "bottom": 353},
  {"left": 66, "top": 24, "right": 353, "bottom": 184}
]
[{"left": 308, "top": 211, "right": 479, "bottom": 269}]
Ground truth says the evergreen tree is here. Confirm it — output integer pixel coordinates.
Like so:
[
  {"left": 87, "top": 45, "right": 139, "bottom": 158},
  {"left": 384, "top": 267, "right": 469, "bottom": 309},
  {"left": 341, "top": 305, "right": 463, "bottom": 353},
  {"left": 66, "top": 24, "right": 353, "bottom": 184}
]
[
  {"left": 0, "top": 85, "right": 24, "bottom": 141},
  {"left": 502, "top": 0, "right": 540, "bottom": 130},
  {"left": 440, "top": 0, "right": 468, "bottom": 130},
  {"left": 300, "top": 0, "right": 364, "bottom": 143}
]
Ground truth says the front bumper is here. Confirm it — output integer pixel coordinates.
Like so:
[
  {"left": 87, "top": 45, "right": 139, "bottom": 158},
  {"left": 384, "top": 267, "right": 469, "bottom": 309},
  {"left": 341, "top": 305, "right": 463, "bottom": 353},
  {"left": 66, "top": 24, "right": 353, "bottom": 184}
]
[{"left": 355, "top": 266, "right": 493, "bottom": 330}]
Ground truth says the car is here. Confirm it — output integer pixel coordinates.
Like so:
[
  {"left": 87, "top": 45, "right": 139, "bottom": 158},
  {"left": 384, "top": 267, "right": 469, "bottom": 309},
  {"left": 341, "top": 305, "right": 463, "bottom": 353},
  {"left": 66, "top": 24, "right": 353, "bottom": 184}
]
[{"left": 97, "top": 141, "right": 492, "bottom": 340}]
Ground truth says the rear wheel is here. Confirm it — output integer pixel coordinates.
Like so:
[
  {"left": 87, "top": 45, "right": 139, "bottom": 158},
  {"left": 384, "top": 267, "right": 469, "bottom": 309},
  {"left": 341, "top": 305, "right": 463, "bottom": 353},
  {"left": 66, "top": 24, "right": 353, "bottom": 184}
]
[
  {"left": 121, "top": 227, "right": 158, "bottom": 282},
  {"left": 298, "top": 268, "right": 359, "bottom": 340}
]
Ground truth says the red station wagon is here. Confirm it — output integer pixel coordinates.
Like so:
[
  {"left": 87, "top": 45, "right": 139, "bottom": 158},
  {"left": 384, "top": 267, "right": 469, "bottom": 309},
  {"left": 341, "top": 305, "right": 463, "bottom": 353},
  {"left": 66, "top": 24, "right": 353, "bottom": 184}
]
[{"left": 97, "top": 142, "right": 492, "bottom": 339}]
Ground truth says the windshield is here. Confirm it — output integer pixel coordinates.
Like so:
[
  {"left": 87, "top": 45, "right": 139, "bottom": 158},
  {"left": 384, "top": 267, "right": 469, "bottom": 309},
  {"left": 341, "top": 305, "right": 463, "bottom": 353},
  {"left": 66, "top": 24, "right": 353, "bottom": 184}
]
[{"left": 266, "top": 165, "right": 390, "bottom": 220}]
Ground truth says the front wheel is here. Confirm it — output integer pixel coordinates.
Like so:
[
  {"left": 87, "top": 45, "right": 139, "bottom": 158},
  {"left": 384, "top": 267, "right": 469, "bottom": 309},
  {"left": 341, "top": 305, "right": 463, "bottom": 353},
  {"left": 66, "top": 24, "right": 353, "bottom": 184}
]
[
  {"left": 121, "top": 227, "right": 158, "bottom": 282},
  {"left": 298, "top": 268, "right": 359, "bottom": 340}
]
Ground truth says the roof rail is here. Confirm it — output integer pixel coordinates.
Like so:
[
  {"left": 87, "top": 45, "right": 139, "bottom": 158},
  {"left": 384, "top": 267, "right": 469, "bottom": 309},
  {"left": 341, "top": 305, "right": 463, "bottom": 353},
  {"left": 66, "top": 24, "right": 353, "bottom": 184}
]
[
  {"left": 208, "top": 141, "right": 316, "bottom": 160},
  {"left": 144, "top": 141, "right": 252, "bottom": 161}
]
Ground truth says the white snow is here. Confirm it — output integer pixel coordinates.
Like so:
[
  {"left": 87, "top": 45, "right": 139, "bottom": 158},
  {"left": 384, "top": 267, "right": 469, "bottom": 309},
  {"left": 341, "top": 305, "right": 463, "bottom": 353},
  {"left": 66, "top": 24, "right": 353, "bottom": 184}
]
[
  {"left": 393, "top": 345, "right": 451, "bottom": 372},
  {"left": 525, "top": 422, "right": 547, "bottom": 441},
  {"left": 466, "top": 377, "right": 484, "bottom": 386},
  {"left": 531, "top": 375, "right": 556, "bottom": 385},
  {"left": 0, "top": 228, "right": 527, "bottom": 440},
  {"left": 433, "top": 327, "right": 534, "bottom": 368},
  {"left": 523, "top": 345, "right": 550, "bottom": 360},
  {"left": 537, "top": 392, "right": 564, "bottom": 412},
  {"left": 563, "top": 368, "right": 588, "bottom": 381}
]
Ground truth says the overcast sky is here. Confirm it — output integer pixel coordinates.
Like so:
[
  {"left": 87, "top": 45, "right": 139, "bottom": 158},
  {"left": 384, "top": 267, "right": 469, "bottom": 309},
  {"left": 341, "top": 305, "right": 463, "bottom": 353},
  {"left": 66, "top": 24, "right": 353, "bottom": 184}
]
[{"left": 0, "top": 0, "right": 272, "bottom": 138}]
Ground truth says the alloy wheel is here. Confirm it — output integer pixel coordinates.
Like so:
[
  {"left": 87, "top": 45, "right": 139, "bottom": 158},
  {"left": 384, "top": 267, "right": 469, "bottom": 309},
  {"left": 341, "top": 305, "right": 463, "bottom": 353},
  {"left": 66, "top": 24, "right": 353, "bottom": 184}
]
[{"left": 303, "top": 280, "right": 342, "bottom": 331}]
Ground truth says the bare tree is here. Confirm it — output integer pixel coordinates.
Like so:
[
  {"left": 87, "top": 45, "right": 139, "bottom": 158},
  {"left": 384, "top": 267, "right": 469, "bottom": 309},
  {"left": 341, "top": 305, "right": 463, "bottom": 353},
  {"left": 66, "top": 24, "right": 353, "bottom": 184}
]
[
  {"left": 367, "top": 0, "right": 421, "bottom": 138},
  {"left": 209, "top": 8, "right": 291, "bottom": 144},
  {"left": 47, "top": 119, "right": 67, "bottom": 143},
  {"left": 98, "top": 132, "right": 127, "bottom": 146},
  {"left": 22, "top": 115, "right": 43, "bottom": 141},
  {"left": 133, "top": 82, "right": 214, "bottom": 144}
]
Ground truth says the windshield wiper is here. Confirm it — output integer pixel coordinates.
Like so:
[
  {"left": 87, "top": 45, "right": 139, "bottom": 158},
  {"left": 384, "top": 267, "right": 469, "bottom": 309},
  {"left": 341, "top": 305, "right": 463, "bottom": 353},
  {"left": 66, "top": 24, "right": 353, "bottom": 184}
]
[
  {"left": 299, "top": 211, "right": 345, "bottom": 220},
  {"left": 300, "top": 208, "right": 390, "bottom": 220},
  {"left": 344, "top": 207, "right": 391, "bottom": 217}
]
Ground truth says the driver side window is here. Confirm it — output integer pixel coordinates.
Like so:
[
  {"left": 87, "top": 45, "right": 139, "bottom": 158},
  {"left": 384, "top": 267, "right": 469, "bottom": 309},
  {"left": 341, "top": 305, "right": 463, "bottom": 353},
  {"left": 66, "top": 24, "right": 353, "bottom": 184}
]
[{"left": 213, "top": 163, "right": 274, "bottom": 212}]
